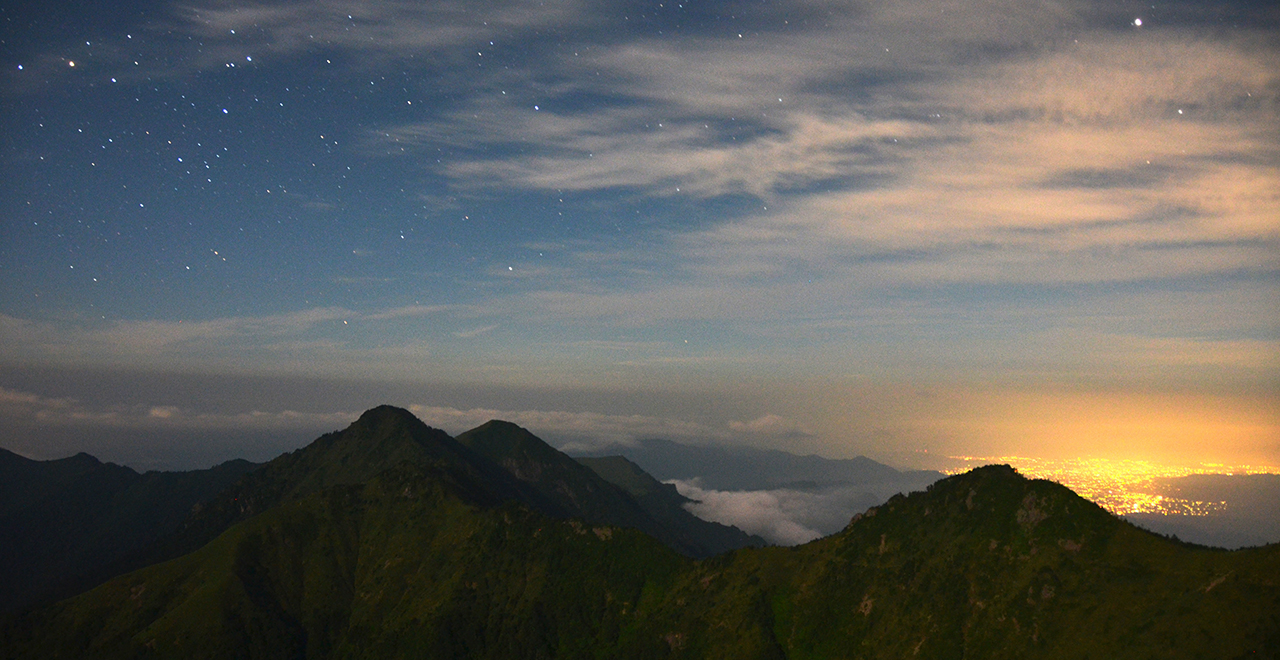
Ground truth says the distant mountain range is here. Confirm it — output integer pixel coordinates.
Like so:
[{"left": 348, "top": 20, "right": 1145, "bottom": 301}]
[
  {"left": 571, "top": 437, "right": 943, "bottom": 494},
  {"left": 1, "top": 406, "right": 1277, "bottom": 658},
  {"left": 571, "top": 438, "right": 946, "bottom": 542}
]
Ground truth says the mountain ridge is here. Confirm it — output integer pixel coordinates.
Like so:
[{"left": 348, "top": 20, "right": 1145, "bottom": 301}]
[
  {"left": 0, "top": 448, "right": 256, "bottom": 613},
  {"left": 4, "top": 454, "right": 1277, "bottom": 658},
  {"left": 456, "top": 418, "right": 764, "bottom": 556},
  {"left": 0, "top": 406, "right": 761, "bottom": 614},
  {"left": 3, "top": 407, "right": 1277, "bottom": 658}
]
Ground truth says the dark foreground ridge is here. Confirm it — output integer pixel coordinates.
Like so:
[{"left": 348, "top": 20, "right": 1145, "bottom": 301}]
[
  {"left": 2, "top": 407, "right": 1278, "bottom": 658},
  {"left": 0, "top": 406, "right": 758, "bottom": 614},
  {"left": 0, "top": 447, "right": 256, "bottom": 613}
]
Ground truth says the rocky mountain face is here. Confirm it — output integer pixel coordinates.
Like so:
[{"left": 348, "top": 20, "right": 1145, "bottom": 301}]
[{"left": 2, "top": 407, "right": 1277, "bottom": 658}]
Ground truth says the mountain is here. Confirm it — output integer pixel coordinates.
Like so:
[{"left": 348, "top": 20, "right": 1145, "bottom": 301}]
[
  {"left": 575, "top": 455, "right": 696, "bottom": 514},
  {"left": 571, "top": 437, "right": 946, "bottom": 542},
  {"left": 0, "top": 462, "right": 688, "bottom": 659},
  {"left": 637, "top": 465, "right": 1280, "bottom": 658},
  {"left": 114, "top": 407, "right": 574, "bottom": 576},
  {"left": 0, "top": 449, "right": 115, "bottom": 518},
  {"left": 0, "top": 448, "right": 256, "bottom": 613},
  {"left": 576, "top": 455, "right": 767, "bottom": 554},
  {"left": 3, "top": 412, "right": 1277, "bottom": 660},
  {"left": 571, "top": 437, "right": 943, "bottom": 494},
  {"left": 0, "top": 407, "right": 759, "bottom": 614},
  {"left": 457, "top": 420, "right": 764, "bottom": 556}
]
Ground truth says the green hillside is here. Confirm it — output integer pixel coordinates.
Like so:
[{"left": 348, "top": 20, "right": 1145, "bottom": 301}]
[
  {"left": 459, "top": 421, "right": 762, "bottom": 556},
  {"left": 1, "top": 463, "right": 687, "bottom": 659},
  {"left": 632, "top": 465, "right": 1280, "bottom": 658},
  {"left": 0, "top": 407, "right": 758, "bottom": 614},
  {"left": 120, "top": 407, "right": 569, "bottom": 575},
  {"left": 577, "top": 455, "right": 767, "bottom": 554},
  {"left": 3, "top": 409, "right": 1277, "bottom": 658}
]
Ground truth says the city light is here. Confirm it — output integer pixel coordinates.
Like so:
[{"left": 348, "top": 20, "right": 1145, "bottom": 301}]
[{"left": 942, "top": 457, "right": 1279, "bottom": 516}]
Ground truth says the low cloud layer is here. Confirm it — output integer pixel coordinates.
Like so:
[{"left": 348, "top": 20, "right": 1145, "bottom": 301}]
[
  {"left": 671, "top": 479, "right": 888, "bottom": 546},
  {"left": 0, "top": 386, "right": 360, "bottom": 433},
  {"left": 408, "top": 404, "right": 722, "bottom": 449}
]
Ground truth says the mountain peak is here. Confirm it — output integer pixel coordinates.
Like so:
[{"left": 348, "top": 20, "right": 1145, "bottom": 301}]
[
  {"left": 970, "top": 463, "right": 1019, "bottom": 476},
  {"left": 842, "top": 461, "right": 1117, "bottom": 552},
  {"left": 473, "top": 419, "right": 520, "bottom": 431},
  {"left": 457, "top": 419, "right": 563, "bottom": 463},
  {"left": 352, "top": 404, "right": 421, "bottom": 429},
  {"left": 457, "top": 420, "right": 758, "bottom": 556}
]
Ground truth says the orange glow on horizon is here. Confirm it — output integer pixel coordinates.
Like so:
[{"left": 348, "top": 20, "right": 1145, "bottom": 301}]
[
  {"left": 899, "top": 386, "right": 1279, "bottom": 467},
  {"left": 942, "top": 455, "right": 1280, "bottom": 517}
]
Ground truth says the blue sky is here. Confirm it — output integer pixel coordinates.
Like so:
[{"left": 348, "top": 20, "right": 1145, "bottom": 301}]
[{"left": 1, "top": 0, "right": 1276, "bottom": 470}]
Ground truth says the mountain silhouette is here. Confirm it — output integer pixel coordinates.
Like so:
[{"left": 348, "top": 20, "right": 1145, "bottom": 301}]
[
  {"left": 576, "top": 455, "right": 765, "bottom": 555},
  {"left": 0, "top": 448, "right": 255, "bottom": 613},
  {"left": 0, "top": 407, "right": 760, "bottom": 614},
  {"left": 458, "top": 420, "right": 763, "bottom": 556},
  {"left": 2, "top": 408, "right": 1277, "bottom": 658}
]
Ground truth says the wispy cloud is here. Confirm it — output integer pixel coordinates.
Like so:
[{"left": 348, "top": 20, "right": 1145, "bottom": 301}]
[
  {"left": 0, "top": 382, "right": 727, "bottom": 452},
  {"left": 380, "top": 106, "right": 916, "bottom": 200},
  {"left": 406, "top": 403, "right": 723, "bottom": 449},
  {"left": 365, "top": 304, "right": 451, "bottom": 321},
  {"left": 346, "top": 5, "right": 1279, "bottom": 353},
  {"left": 178, "top": 0, "right": 588, "bottom": 55},
  {"left": 6, "top": 0, "right": 592, "bottom": 91},
  {"left": 0, "top": 386, "right": 359, "bottom": 431},
  {"left": 0, "top": 305, "right": 463, "bottom": 371},
  {"left": 101, "top": 307, "right": 355, "bottom": 349},
  {"left": 5, "top": 0, "right": 1275, "bottom": 420},
  {"left": 453, "top": 324, "right": 499, "bottom": 338},
  {"left": 728, "top": 414, "right": 812, "bottom": 439},
  {"left": 0, "top": 309, "right": 354, "bottom": 362}
]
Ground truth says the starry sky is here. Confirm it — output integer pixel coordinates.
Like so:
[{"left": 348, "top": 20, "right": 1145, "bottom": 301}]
[{"left": 1, "top": 0, "right": 1277, "bottom": 470}]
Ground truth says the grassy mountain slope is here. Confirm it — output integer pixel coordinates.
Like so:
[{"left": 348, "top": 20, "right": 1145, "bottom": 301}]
[
  {"left": 2, "top": 407, "right": 757, "bottom": 620},
  {"left": 457, "top": 420, "right": 761, "bottom": 557},
  {"left": 2, "top": 463, "right": 687, "bottom": 659},
  {"left": 632, "top": 465, "right": 1280, "bottom": 658},
  {"left": 576, "top": 456, "right": 683, "bottom": 502},
  {"left": 456, "top": 420, "right": 650, "bottom": 526},
  {"left": 130, "top": 407, "right": 567, "bottom": 572},
  {"left": 0, "top": 448, "right": 256, "bottom": 612},
  {"left": 578, "top": 455, "right": 767, "bottom": 554},
  {"left": 5, "top": 455, "right": 1276, "bottom": 658}
]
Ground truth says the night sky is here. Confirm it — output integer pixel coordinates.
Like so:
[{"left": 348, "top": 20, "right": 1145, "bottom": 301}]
[{"left": 1, "top": 0, "right": 1276, "bottom": 471}]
